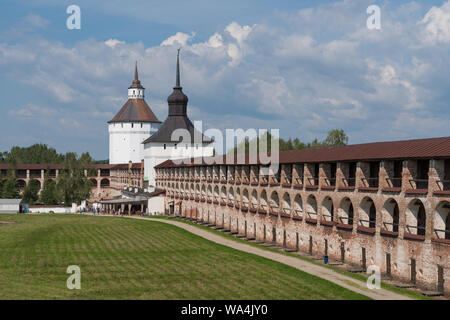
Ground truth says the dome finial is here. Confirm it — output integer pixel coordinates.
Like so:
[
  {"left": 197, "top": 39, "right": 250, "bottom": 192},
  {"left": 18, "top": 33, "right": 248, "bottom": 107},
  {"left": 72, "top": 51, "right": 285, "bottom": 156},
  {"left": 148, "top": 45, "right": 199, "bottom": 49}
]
[{"left": 175, "top": 48, "right": 181, "bottom": 88}]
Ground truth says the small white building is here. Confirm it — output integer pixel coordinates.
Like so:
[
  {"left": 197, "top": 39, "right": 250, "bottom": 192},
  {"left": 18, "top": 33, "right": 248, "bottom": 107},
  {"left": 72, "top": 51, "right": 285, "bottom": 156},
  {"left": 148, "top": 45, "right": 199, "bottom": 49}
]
[
  {"left": 0, "top": 199, "right": 24, "bottom": 213},
  {"left": 28, "top": 205, "right": 73, "bottom": 214},
  {"left": 108, "top": 63, "right": 162, "bottom": 164}
]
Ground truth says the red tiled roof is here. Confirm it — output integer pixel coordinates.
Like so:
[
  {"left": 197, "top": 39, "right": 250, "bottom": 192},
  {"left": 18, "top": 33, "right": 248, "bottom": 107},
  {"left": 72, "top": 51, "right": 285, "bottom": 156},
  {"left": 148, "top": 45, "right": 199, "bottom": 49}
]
[
  {"left": 155, "top": 136, "right": 450, "bottom": 168},
  {"left": 108, "top": 99, "right": 161, "bottom": 123},
  {"left": 0, "top": 163, "right": 141, "bottom": 170},
  {"left": 0, "top": 164, "right": 63, "bottom": 170},
  {"left": 110, "top": 163, "right": 142, "bottom": 170}
]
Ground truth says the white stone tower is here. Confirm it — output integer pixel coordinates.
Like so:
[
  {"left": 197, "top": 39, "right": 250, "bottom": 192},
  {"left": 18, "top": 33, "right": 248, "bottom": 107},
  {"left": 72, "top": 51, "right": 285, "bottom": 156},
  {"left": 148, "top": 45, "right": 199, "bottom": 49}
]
[{"left": 108, "top": 63, "right": 161, "bottom": 164}]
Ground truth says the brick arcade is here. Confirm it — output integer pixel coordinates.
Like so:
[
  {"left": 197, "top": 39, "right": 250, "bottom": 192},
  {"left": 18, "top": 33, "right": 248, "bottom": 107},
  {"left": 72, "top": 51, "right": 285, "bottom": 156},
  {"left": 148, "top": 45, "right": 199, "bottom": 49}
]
[{"left": 155, "top": 137, "right": 450, "bottom": 294}]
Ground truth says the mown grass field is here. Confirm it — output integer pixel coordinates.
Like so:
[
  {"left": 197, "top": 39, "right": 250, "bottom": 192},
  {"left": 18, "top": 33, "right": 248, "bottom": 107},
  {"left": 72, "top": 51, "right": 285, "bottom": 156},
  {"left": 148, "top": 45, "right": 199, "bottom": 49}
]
[{"left": 0, "top": 214, "right": 369, "bottom": 300}]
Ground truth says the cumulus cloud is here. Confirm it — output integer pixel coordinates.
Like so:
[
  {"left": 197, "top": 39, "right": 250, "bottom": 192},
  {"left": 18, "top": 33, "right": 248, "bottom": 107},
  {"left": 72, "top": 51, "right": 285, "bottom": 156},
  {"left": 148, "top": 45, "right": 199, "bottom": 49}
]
[
  {"left": 207, "top": 33, "right": 224, "bottom": 48},
  {"left": 105, "top": 39, "right": 125, "bottom": 48},
  {"left": 225, "top": 22, "right": 252, "bottom": 45},
  {"left": 420, "top": 0, "right": 450, "bottom": 44},
  {"left": 1, "top": 2, "right": 449, "bottom": 158},
  {"left": 161, "top": 32, "right": 195, "bottom": 46}
]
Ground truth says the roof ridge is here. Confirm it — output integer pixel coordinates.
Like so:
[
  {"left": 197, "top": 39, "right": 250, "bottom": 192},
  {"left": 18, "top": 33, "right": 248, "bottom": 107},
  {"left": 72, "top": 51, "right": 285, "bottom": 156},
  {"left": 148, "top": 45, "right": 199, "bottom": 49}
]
[{"left": 154, "top": 136, "right": 450, "bottom": 167}]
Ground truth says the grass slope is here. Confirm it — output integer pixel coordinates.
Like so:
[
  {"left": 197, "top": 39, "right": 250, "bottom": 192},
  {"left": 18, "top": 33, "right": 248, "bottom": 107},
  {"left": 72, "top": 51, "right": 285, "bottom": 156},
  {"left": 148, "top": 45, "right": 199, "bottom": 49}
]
[
  {"left": 0, "top": 214, "right": 369, "bottom": 300},
  {"left": 153, "top": 216, "right": 428, "bottom": 300}
]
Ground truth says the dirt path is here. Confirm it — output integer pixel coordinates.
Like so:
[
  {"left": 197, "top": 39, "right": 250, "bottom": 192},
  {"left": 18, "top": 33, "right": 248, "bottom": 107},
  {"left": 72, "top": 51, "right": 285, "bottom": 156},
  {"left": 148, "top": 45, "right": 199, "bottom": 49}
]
[{"left": 122, "top": 215, "right": 412, "bottom": 300}]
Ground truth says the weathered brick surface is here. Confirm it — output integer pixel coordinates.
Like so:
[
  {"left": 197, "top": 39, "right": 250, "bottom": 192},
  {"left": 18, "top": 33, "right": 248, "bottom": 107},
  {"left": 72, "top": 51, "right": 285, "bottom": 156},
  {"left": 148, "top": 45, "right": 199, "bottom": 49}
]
[{"left": 162, "top": 178, "right": 450, "bottom": 294}]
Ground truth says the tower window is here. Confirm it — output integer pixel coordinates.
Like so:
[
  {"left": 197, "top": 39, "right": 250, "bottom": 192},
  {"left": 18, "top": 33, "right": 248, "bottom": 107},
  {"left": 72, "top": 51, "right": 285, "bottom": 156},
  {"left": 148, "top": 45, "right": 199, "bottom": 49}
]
[
  {"left": 175, "top": 144, "right": 177, "bottom": 149},
  {"left": 164, "top": 144, "right": 166, "bottom": 150},
  {"left": 132, "top": 123, "right": 134, "bottom": 128},
  {"left": 141, "top": 123, "right": 143, "bottom": 128}
]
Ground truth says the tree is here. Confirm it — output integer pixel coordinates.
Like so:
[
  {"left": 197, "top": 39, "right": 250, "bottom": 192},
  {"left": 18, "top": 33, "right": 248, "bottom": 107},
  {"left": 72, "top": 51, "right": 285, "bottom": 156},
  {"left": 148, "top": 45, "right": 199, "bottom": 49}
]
[
  {"left": 56, "top": 159, "right": 92, "bottom": 206},
  {"left": 227, "top": 129, "right": 349, "bottom": 155},
  {"left": 40, "top": 179, "right": 59, "bottom": 205},
  {"left": 22, "top": 180, "right": 40, "bottom": 204},
  {"left": 2, "top": 169, "right": 19, "bottom": 199},
  {"left": 0, "top": 144, "right": 97, "bottom": 165},
  {"left": 2, "top": 144, "right": 65, "bottom": 164},
  {"left": 0, "top": 145, "right": 97, "bottom": 205},
  {"left": 322, "top": 129, "right": 349, "bottom": 147}
]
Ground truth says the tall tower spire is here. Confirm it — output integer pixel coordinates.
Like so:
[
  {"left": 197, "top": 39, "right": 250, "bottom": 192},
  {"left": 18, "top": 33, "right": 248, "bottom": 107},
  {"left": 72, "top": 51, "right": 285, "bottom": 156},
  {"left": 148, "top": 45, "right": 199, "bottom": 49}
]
[
  {"left": 175, "top": 48, "right": 181, "bottom": 88},
  {"left": 134, "top": 61, "right": 139, "bottom": 81},
  {"left": 167, "top": 49, "right": 188, "bottom": 116},
  {"left": 128, "top": 62, "right": 145, "bottom": 99}
]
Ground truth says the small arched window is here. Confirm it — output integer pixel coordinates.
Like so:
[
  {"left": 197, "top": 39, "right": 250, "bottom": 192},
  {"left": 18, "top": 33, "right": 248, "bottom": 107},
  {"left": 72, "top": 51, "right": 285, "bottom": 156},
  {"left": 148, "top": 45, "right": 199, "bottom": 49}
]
[{"left": 164, "top": 144, "right": 166, "bottom": 150}]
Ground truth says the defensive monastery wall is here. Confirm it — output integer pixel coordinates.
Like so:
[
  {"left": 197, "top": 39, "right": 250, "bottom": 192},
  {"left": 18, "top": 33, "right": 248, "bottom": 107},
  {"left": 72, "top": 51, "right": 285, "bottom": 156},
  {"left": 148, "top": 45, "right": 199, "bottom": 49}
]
[
  {"left": 0, "top": 162, "right": 144, "bottom": 202},
  {"left": 155, "top": 155, "right": 450, "bottom": 294}
]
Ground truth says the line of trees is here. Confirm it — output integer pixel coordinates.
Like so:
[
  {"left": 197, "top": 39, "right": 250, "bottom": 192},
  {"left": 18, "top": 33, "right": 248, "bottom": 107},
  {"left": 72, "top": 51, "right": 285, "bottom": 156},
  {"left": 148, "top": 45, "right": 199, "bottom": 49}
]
[
  {"left": 228, "top": 129, "right": 349, "bottom": 154},
  {"left": 0, "top": 144, "right": 96, "bottom": 205}
]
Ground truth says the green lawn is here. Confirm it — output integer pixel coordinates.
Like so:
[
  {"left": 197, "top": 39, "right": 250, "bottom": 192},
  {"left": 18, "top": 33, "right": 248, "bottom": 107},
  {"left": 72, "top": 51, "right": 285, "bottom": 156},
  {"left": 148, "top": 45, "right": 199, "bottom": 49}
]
[{"left": 0, "top": 214, "right": 369, "bottom": 300}]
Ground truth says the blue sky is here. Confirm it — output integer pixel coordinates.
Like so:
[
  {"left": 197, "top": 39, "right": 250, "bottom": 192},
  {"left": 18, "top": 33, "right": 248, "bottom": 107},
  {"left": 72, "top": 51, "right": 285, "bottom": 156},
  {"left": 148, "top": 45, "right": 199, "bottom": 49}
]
[{"left": 1, "top": 0, "right": 449, "bottom": 160}]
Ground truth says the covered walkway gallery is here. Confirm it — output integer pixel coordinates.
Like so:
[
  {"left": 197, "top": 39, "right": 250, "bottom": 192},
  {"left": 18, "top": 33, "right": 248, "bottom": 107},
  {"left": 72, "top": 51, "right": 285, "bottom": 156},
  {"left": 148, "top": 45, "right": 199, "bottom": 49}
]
[{"left": 100, "top": 198, "right": 147, "bottom": 215}]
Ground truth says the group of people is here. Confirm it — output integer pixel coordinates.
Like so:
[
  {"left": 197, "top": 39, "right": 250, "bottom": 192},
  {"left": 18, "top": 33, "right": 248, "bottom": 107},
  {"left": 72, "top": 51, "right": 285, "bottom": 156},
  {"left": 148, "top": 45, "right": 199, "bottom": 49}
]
[
  {"left": 76, "top": 204, "right": 149, "bottom": 216},
  {"left": 78, "top": 206, "right": 102, "bottom": 215}
]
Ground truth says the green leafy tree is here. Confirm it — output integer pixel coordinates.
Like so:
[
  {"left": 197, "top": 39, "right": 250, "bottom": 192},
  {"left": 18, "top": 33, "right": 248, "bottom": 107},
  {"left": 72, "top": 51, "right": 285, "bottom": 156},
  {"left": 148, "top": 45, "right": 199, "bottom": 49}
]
[
  {"left": 322, "top": 129, "right": 349, "bottom": 146},
  {"left": 22, "top": 180, "right": 40, "bottom": 204},
  {"left": 2, "top": 144, "right": 65, "bottom": 164},
  {"left": 228, "top": 129, "right": 349, "bottom": 155},
  {"left": 39, "top": 169, "right": 59, "bottom": 205},
  {"left": 40, "top": 179, "right": 59, "bottom": 205},
  {"left": 57, "top": 159, "right": 93, "bottom": 206},
  {"left": 2, "top": 169, "right": 19, "bottom": 199},
  {"left": 0, "top": 144, "right": 97, "bottom": 165},
  {"left": 0, "top": 144, "right": 98, "bottom": 204}
]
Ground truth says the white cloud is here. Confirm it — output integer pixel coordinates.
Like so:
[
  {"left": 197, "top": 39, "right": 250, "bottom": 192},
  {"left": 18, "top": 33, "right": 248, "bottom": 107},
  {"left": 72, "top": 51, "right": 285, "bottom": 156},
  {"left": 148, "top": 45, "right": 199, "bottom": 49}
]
[
  {"left": 207, "top": 33, "right": 224, "bottom": 48},
  {"left": 105, "top": 39, "right": 125, "bottom": 48},
  {"left": 224, "top": 22, "right": 254, "bottom": 66},
  {"left": 1, "top": 2, "right": 450, "bottom": 158},
  {"left": 225, "top": 22, "right": 252, "bottom": 45},
  {"left": 9, "top": 103, "right": 54, "bottom": 118},
  {"left": 59, "top": 117, "right": 81, "bottom": 128},
  {"left": 23, "top": 14, "right": 49, "bottom": 28},
  {"left": 241, "top": 77, "right": 292, "bottom": 115},
  {"left": 161, "top": 32, "right": 195, "bottom": 46},
  {"left": 420, "top": 1, "right": 450, "bottom": 44},
  {"left": 24, "top": 70, "right": 78, "bottom": 103},
  {"left": 226, "top": 43, "right": 241, "bottom": 66}
]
